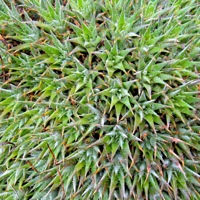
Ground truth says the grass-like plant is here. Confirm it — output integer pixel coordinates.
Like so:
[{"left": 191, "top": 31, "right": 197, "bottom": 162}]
[{"left": 0, "top": 0, "right": 200, "bottom": 199}]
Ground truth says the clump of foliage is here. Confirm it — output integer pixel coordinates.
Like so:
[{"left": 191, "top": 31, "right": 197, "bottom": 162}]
[{"left": 0, "top": 0, "right": 200, "bottom": 199}]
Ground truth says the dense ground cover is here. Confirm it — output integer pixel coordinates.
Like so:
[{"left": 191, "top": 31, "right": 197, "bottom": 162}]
[{"left": 0, "top": 0, "right": 200, "bottom": 199}]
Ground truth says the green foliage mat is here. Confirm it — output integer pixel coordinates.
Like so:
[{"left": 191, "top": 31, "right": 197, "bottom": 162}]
[{"left": 0, "top": 0, "right": 200, "bottom": 199}]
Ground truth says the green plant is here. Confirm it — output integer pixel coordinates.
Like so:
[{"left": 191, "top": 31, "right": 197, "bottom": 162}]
[{"left": 0, "top": 0, "right": 200, "bottom": 199}]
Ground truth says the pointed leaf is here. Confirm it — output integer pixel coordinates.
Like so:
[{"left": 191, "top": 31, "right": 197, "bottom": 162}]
[{"left": 115, "top": 102, "right": 123, "bottom": 122}]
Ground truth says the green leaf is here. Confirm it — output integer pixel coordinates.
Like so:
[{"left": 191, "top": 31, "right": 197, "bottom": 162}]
[
  {"left": 173, "top": 109, "right": 185, "bottom": 123},
  {"left": 120, "top": 96, "right": 132, "bottom": 114},
  {"left": 115, "top": 102, "right": 123, "bottom": 122},
  {"left": 125, "top": 32, "right": 140, "bottom": 38},
  {"left": 109, "top": 95, "right": 119, "bottom": 112},
  {"left": 114, "top": 62, "right": 126, "bottom": 73},
  {"left": 9, "top": 43, "right": 32, "bottom": 53},
  {"left": 118, "top": 10, "right": 125, "bottom": 29},
  {"left": 107, "top": 66, "right": 115, "bottom": 77},
  {"left": 36, "top": 44, "right": 61, "bottom": 56},
  {"left": 111, "top": 42, "right": 118, "bottom": 56},
  {"left": 82, "top": 22, "right": 91, "bottom": 37},
  {"left": 144, "top": 114, "right": 156, "bottom": 133},
  {"left": 133, "top": 113, "right": 142, "bottom": 133},
  {"left": 111, "top": 140, "right": 119, "bottom": 159},
  {"left": 153, "top": 77, "right": 169, "bottom": 87}
]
